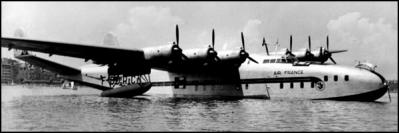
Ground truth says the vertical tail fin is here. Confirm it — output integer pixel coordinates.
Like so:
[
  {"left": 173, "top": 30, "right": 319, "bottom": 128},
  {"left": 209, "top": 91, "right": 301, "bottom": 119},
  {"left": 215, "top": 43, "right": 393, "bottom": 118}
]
[{"left": 103, "top": 32, "right": 119, "bottom": 46}]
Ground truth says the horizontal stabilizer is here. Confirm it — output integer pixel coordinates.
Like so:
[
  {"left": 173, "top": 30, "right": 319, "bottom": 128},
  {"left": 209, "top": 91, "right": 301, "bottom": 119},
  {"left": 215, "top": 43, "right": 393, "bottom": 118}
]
[{"left": 15, "top": 54, "right": 81, "bottom": 76}]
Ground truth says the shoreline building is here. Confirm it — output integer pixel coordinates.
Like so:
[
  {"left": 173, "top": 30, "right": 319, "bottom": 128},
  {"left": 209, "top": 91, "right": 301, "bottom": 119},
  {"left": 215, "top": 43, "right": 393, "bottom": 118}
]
[
  {"left": 1, "top": 58, "right": 19, "bottom": 84},
  {"left": 1, "top": 58, "right": 63, "bottom": 84}
]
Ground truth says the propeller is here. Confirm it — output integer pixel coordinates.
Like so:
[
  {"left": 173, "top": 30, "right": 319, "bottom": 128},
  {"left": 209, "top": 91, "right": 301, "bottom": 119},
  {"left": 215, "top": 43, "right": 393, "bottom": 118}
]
[
  {"left": 324, "top": 35, "right": 335, "bottom": 64},
  {"left": 326, "top": 35, "right": 329, "bottom": 50},
  {"left": 329, "top": 56, "right": 336, "bottom": 64},
  {"left": 240, "top": 32, "right": 258, "bottom": 64},
  {"left": 171, "top": 25, "right": 188, "bottom": 62},
  {"left": 176, "top": 25, "right": 179, "bottom": 46},
  {"left": 308, "top": 36, "right": 311, "bottom": 50},
  {"left": 206, "top": 29, "right": 220, "bottom": 63},
  {"left": 285, "top": 35, "right": 295, "bottom": 57},
  {"left": 262, "top": 37, "right": 269, "bottom": 56},
  {"left": 387, "top": 82, "right": 392, "bottom": 102},
  {"left": 290, "top": 35, "right": 292, "bottom": 52},
  {"left": 212, "top": 29, "right": 215, "bottom": 48},
  {"left": 304, "top": 36, "right": 314, "bottom": 59},
  {"left": 318, "top": 35, "right": 347, "bottom": 64}
]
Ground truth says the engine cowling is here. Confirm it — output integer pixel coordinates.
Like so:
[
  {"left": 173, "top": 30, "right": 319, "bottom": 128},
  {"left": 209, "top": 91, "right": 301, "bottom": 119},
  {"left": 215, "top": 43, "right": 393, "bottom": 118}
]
[
  {"left": 217, "top": 50, "right": 247, "bottom": 67},
  {"left": 143, "top": 43, "right": 187, "bottom": 68},
  {"left": 184, "top": 46, "right": 219, "bottom": 66}
]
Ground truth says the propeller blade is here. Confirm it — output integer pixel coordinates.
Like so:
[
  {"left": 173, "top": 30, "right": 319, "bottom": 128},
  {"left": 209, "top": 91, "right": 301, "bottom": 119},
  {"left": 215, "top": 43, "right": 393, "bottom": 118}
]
[
  {"left": 215, "top": 56, "right": 221, "bottom": 62},
  {"left": 264, "top": 37, "right": 269, "bottom": 56},
  {"left": 262, "top": 37, "right": 265, "bottom": 46},
  {"left": 308, "top": 36, "right": 311, "bottom": 50},
  {"left": 326, "top": 35, "right": 329, "bottom": 50},
  {"left": 329, "top": 57, "right": 336, "bottom": 64},
  {"left": 176, "top": 25, "right": 179, "bottom": 46},
  {"left": 181, "top": 54, "right": 189, "bottom": 61},
  {"left": 212, "top": 29, "right": 215, "bottom": 48},
  {"left": 241, "top": 32, "right": 245, "bottom": 50},
  {"left": 290, "top": 35, "right": 292, "bottom": 51},
  {"left": 387, "top": 85, "right": 392, "bottom": 102},
  {"left": 248, "top": 56, "right": 259, "bottom": 64},
  {"left": 319, "top": 47, "right": 323, "bottom": 57},
  {"left": 329, "top": 50, "right": 348, "bottom": 53}
]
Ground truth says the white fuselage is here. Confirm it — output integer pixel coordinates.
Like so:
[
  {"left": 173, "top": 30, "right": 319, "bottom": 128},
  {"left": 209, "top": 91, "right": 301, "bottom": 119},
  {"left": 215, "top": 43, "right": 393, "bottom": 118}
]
[
  {"left": 168, "top": 54, "right": 385, "bottom": 99},
  {"left": 238, "top": 56, "right": 384, "bottom": 99},
  {"left": 79, "top": 54, "right": 386, "bottom": 100}
]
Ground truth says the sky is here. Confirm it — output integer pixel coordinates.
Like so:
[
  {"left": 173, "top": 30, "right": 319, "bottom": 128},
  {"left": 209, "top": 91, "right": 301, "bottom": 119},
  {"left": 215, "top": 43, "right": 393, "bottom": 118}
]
[{"left": 1, "top": 2, "right": 398, "bottom": 80}]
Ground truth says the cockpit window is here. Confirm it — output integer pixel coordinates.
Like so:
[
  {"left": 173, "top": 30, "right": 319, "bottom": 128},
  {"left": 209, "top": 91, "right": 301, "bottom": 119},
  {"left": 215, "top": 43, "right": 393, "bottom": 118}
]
[{"left": 282, "top": 59, "right": 287, "bottom": 63}]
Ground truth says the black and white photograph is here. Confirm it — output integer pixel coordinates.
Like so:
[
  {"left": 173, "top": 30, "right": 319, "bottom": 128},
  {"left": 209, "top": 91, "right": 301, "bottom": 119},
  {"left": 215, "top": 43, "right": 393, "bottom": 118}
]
[{"left": 1, "top": 1, "right": 397, "bottom": 131}]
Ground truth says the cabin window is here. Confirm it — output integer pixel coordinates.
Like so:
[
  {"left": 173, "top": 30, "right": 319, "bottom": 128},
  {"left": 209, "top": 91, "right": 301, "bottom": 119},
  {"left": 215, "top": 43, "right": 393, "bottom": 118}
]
[
  {"left": 311, "top": 82, "right": 314, "bottom": 88},
  {"left": 334, "top": 75, "right": 338, "bottom": 81},
  {"left": 300, "top": 82, "right": 304, "bottom": 88},
  {"left": 270, "top": 59, "right": 276, "bottom": 63},
  {"left": 263, "top": 59, "right": 270, "bottom": 63},
  {"left": 290, "top": 82, "right": 294, "bottom": 89},
  {"left": 324, "top": 75, "right": 328, "bottom": 81},
  {"left": 245, "top": 84, "right": 249, "bottom": 90},
  {"left": 344, "top": 75, "right": 349, "bottom": 81},
  {"left": 280, "top": 82, "right": 284, "bottom": 89}
]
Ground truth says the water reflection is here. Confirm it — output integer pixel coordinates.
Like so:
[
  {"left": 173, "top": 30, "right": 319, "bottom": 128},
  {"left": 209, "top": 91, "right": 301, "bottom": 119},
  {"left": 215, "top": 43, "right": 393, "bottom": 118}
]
[{"left": 1, "top": 86, "right": 397, "bottom": 131}]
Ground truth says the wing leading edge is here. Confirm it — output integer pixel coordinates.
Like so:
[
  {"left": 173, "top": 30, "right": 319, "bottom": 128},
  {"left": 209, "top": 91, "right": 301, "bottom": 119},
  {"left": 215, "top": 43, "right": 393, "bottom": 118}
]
[
  {"left": 2, "top": 37, "right": 151, "bottom": 75},
  {"left": 2, "top": 37, "right": 146, "bottom": 65}
]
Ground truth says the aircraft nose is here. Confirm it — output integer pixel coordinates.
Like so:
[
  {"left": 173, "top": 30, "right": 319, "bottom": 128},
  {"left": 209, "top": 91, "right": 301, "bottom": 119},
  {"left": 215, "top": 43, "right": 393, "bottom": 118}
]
[
  {"left": 369, "top": 70, "right": 387, "bottom": 88},
  {"left": 353, "top": 69, "right": 389, "bottom": 101}
]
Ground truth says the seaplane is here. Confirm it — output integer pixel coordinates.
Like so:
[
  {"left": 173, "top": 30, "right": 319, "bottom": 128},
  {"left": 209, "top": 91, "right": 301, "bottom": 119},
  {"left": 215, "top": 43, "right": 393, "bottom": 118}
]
[{"left": 1, "top": 25, "right": 391, "bottom": 101}]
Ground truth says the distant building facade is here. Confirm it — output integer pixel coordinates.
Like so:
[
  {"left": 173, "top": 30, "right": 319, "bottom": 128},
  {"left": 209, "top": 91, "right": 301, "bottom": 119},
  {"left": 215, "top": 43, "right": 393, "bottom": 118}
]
[
  {"left": 1, "top": 58, "right": 19, "bottom": 84},
  {"left": 1, "top": 58, "right": 63, "bottom": 84}
]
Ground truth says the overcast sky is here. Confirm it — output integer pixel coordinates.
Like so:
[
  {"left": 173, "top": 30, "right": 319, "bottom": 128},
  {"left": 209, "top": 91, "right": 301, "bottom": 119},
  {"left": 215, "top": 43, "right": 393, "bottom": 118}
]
[{"left": 1, "top": 2, "right": 397, "bottom": 80}]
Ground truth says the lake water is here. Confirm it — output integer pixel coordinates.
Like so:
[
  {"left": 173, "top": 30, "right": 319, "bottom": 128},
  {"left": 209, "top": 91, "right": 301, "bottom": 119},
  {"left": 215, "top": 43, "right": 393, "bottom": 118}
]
[{"left": 1, "top": 85, "right": 397, "bottom": 131}]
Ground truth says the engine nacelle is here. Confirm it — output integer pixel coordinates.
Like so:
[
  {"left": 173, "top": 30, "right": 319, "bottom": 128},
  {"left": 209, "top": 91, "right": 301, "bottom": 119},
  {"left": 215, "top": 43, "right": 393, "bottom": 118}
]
[
  {"left": 183, "top": 47, "right": 219, "bottom": 66},
  {"left": 217, "top": 50, "right": 246, "bottom": 66},
  {"left": 294, "top": 48, "right": 329, "bottom": 63},
  {"left": 143, "top": 43, "right": 185, "bottom": 67},
  {"left": 143, "top": 44, "right": 175, "bottom": 60}
]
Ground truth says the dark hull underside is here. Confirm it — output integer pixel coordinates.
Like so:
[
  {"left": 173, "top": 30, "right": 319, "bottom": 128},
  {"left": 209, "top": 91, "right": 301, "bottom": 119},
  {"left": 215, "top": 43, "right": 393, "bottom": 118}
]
[
  {"left": 314, "top": 85, "right": 388, "bottom": 101},
  {"left": 100, "top": 83, "right": 152, "bottom": 98}
]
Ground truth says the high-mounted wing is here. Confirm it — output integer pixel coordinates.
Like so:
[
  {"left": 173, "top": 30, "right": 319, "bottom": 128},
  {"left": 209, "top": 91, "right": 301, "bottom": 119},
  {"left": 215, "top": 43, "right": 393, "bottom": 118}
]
[{"left": 2, "top": 37, "right": 150, "bottom": 75}]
